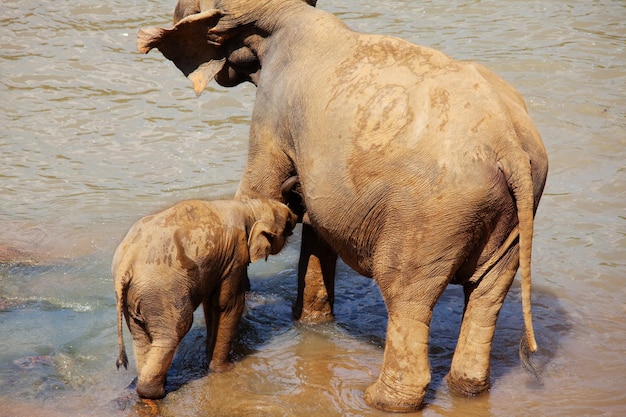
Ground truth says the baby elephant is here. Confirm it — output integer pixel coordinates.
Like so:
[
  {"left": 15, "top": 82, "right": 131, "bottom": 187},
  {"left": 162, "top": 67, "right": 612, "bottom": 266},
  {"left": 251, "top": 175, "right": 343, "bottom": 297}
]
[{"left": 113, "top": 198, "right": 297, "bottom": 399}]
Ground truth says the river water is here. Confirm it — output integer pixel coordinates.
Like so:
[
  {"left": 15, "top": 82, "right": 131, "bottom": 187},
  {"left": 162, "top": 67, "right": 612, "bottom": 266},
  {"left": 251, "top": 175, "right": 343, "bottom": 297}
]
[{"left": 1, "top": 0, "right": 624, "bottom": 416}]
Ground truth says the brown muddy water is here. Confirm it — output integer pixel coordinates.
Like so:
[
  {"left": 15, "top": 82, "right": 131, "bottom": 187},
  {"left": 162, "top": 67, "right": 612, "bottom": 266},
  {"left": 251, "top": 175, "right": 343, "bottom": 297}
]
[{"left": 1, "top": 1, "right": 624, "bottom": 416}]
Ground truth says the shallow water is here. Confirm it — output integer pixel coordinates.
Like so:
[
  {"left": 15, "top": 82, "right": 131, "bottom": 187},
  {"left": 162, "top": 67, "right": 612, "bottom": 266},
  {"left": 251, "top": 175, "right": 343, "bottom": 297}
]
[{"left": 1, "top": 0, "right": 624, "bottom": 416}]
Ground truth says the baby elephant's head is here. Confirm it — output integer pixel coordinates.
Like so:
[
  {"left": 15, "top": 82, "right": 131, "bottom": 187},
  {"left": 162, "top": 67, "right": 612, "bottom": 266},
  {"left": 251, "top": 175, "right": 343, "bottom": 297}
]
[{"left": 247, "top": 200, "right": 298, "bottom": 263}]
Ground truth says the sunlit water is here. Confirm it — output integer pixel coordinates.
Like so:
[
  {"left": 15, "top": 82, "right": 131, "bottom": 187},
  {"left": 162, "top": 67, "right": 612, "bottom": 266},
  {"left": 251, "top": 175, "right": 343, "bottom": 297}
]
[{"left": 1, "top": 0, "right": 624, "bottom": 416}]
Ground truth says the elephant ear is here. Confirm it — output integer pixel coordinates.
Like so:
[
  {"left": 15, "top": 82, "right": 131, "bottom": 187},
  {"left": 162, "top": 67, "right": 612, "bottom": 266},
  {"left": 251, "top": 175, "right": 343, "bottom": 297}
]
[
  {"left": 137, "top": 10, "right": 226, "bottom": 96},
  {"left": 247, "top": 221, "right": 275, "bottom": 263}
]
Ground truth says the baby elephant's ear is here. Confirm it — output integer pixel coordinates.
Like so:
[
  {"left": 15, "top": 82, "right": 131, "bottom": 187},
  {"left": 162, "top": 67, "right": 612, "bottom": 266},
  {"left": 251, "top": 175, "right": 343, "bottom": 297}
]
[
  {"left": 247, "top": 221, "right": 274, "bottom": 263},
  {"left": 137, "top": 10, "right": 226, "bottom": 95}
]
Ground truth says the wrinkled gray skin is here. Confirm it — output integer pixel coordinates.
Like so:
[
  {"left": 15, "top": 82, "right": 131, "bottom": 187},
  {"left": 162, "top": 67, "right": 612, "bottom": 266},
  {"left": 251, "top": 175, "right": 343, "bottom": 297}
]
[
  {"left": 137, "top": 0, "right": 548, "bottom": 411},
  {"left": 114, "top": 198, "right": 297, "bottom": 399}
]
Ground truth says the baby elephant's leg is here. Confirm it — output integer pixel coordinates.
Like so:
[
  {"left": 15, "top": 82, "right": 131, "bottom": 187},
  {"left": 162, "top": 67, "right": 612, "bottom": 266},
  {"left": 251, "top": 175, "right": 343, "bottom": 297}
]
[
  {"left": 136, "top": 343, "right": 178, "bottom": 399},
  {"left": 131, "top": 297, "right": 194, "bottom": 399},
  {"left": 205, "top": 271, "right": 246, "bottom": 372}
]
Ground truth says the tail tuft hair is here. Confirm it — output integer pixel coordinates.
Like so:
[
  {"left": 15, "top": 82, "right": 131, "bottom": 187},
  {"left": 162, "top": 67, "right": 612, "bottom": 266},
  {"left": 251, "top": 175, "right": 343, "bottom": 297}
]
[{"left": 519, "top": 333, "right": 540, "bottom": 380}]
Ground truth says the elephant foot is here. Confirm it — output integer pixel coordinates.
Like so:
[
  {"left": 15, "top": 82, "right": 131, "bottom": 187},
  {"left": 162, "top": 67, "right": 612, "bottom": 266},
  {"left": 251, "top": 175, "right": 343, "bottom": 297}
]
[
  {"left": 295, "top": 306, "right": 334, "bottom": 324},
  {"left": 364, "top": 378, "right": 426, "bottom": 413},
  {"left": 445, "top": 372, "right": 490, "bottom": 397},
  {"left": 136, "top": 380, "right": 166, "bottom": 400},
  {"left": 292, "top": 286, "right": 334, "bottom": 324},
  {"left": 209, "top": 360, "right": 235, "bottom": 373}
]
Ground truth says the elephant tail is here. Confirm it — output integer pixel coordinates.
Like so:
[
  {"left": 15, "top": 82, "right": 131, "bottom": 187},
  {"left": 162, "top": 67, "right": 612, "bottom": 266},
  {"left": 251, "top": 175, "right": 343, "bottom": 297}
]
[
  {"left": 498, "top": 151, "right": 538, "bottom": 355},
  {"left": 115, "top": 269, "right": 130, "bottom": 370}
]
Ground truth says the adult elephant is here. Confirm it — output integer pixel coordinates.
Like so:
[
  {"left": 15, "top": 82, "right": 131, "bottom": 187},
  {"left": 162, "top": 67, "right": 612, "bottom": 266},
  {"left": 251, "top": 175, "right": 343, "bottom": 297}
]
[{"left": 137, "top": 0, "right": 548, "bottom": 411}]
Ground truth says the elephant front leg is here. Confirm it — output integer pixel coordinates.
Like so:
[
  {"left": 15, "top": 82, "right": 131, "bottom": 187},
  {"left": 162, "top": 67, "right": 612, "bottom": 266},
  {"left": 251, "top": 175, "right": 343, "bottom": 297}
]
[
  {"left": 204, "top": 284, "right": 245, "bottom": 372},
  {"left": 293, "top": 218, "right": 337, "bottom": 323},
  {"left": 234, "top": 139, "right": 335, "bottom": 323}
]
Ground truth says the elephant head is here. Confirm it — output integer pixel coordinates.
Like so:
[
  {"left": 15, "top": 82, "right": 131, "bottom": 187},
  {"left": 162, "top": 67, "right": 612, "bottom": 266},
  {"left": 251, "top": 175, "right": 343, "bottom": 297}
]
[
  {"left": 246, "top": 199, "right": 298, "bottom": 262},
  {"left": 138, "top": 0, "right": 317, "bottom": 93}
]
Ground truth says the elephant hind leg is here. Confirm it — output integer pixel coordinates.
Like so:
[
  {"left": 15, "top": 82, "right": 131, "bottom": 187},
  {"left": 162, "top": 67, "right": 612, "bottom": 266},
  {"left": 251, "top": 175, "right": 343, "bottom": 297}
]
[
  {"left": 446, "top": 241, "right": 520, "bottom": 396},
  {"left": 365, "top": 268, "right": 452, "bottom": 412},
  {"left": 129, "top": 301, "right": 192, "bottom": 399},
  {"left": 127, "top": 311, "right": 151, "bottom": 377},
  {"left": 364, "top": 310, "right": 433, "bottom": 412},
  {"left": 136, "top": 344, "right": 178, "bottom": 399}
]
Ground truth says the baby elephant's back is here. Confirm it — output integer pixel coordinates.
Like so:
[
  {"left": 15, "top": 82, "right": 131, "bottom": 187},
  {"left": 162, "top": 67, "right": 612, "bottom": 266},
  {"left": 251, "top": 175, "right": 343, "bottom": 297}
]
[{"left": 112, "top": 200, "right": 230, "bottom": 276}]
